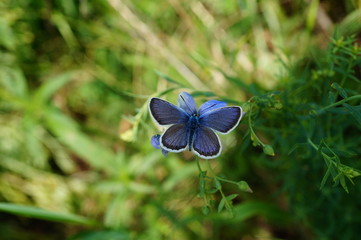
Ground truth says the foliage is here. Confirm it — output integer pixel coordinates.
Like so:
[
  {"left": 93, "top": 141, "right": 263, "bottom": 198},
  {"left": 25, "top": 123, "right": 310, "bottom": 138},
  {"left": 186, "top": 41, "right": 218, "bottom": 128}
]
[{"left": 0, "top": 0, "right": 361, "bottom": 239}]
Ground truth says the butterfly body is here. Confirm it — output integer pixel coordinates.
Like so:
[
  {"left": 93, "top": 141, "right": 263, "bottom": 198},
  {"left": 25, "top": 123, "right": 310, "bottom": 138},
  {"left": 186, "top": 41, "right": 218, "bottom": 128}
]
[
  {"left": 187, "top": 114, "right": 200, "bottom": 151},
  {"left": 149, "top": 92, "right": 243, "bottom": 159}
]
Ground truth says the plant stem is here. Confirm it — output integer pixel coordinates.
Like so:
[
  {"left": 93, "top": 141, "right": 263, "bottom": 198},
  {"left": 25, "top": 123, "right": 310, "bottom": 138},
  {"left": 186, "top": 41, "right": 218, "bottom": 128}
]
[
  {"left": 247, "top": 103, "right": 265, "bottom": 147},
  {"left": 307, "top": 138, "right": 336, "bottom": 167},
  {"left": 317, "top": 95, "right": 361, "bottom": 113},
  {"left": 214, "top": 176, "right": 238, "bottom": 185},
  {"left": 340, "top": 59, "right": 354, "bottom": 86},
  {"left": 196, "top": 156, "right": 202, "bottom": 172},
  {"left": 205, "top": 159, "right": 217, "bottom": 177},
  {"left": 205, "top": 159, "right": 234, "bottom": 215}
]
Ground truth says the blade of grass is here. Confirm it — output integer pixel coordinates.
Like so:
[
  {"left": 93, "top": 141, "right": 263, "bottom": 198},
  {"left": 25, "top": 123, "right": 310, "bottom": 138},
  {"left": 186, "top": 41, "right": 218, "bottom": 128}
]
[{"left": 0, "top": 203, "right": 95, "bottom": 225}]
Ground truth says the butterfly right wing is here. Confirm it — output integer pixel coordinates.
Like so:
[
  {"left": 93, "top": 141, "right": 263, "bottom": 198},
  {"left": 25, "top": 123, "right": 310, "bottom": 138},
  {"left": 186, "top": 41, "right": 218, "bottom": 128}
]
[
  {"left": 149, "top": 98, "right": 189, "bottom": 126},
  {"left": 198, "top": 100, "right": 227, "bottom": 116},
  {"left": 192, "top": 125, "right": 221, "bottom": 159},
  {"left": 199, "top": 106, "right": 242, "bottom": 134}
]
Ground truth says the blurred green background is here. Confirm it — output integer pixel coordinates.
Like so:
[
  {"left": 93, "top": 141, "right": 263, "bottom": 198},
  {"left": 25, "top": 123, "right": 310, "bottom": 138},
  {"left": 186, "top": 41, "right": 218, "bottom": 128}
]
[{"left": 1, "top": 0, "right": 361, "bottom": 239}]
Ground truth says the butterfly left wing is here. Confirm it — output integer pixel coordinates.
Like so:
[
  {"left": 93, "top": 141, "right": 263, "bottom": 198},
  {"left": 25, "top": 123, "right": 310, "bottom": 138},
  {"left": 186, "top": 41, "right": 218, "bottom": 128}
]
[
  {"left": 160, "top": 124, "right": 189, "bottom": 152},
  {"left": 149, "top": 98, "right": 189, "bottom": 126},
  {"left": 199, "top": 106, "right": 242, "bottom": 134},
  {"left": 192, "top": 125, "right": 221, "bottom": 159}
]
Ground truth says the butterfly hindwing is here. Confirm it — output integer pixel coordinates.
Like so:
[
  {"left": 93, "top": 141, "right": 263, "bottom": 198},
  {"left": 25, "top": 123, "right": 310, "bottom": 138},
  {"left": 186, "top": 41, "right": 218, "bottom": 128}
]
[
  {"left": 149, "top": 98, "right": 189, "bottom": 126},
  {"left": 192, "top": 125, "right": 221, "bottom": 159},
  {"left": 199, "top": 106, "right": 242, "bottom": 134},
  {"left": 160, "top": 124, "right": 189, "bottom": 152}
]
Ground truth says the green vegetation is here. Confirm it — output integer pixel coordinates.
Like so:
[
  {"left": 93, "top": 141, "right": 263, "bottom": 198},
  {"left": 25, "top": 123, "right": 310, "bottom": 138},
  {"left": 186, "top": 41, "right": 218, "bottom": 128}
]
[{"left": 0, "top": 0, "right": 360, "bottom": 239}]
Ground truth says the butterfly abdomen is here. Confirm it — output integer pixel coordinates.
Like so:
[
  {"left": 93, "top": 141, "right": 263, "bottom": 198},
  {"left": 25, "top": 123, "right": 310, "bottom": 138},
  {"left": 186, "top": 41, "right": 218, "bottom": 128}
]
[{"left": 187, "top": 115, "right": 199, "bottom": 151}]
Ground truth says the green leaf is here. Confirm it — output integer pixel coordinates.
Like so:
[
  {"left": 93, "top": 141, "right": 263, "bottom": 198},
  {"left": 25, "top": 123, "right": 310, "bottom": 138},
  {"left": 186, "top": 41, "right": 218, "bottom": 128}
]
[
  {"left": 190, "top": 91, "right": 217, "bottom": 97},
  {"left": 222, "top": 73, "right": 258, "bottom": 95},
  {"left": 0, "top": 203, "right": 94, "bottom": 225},
  {"left": 331, "top": 82, "right": 347, "bottom": 98},
  {"left": 328, "top": 90, "right": 337, "bottom": 104},
  {"left": 343, "top": 103, "right": 361, "bottom": 125},
  {"left": 51, "top": 12, "right": 78, "bottom": 48},
  {"left": 163, "top": 164, "right": 198, "bottom": 191},
  {"left": 68, "top": 230, "right": 130, "bottom": 240},
  {"left": 209, "top": 199, "right": 217, "bottom": 209},
  {"left": 206, "top": 188, "right": 219, "bottom": 194},
  {"left": 339, "top": 175, "right": 349, "bottom": 193},
  {"left": 226, "top": 194, "right": 238, "bottom": 201},
  {"left": 22, "top": 118, "right": 49, "bottom": 169},
  {"left": 338, "top": 9, "right": 361, "bottom": 36},
  {"left": 32, "top": 71, "right": 78, "bottom": 107},
  {"left": 45, "top": 137, "right": 77, "bottom": 174},
  {"left": 0, "top": 67, "right": 28, "bottom": 98},
  {"left": 45, "top": 110, "right": 117, "bottom": 174},
  {"left": 217, "top": 198, "right": 226, "bottom": 213},
  {"left": 104, "top": 194, "right": 131, "bottom": 228},
  {"left": 306, "top": 0, "right": 319, "bottom": 31},
  {"left": 224, "top": 196, "right": 236, "bottom": 215},
  {"left": 288, "top": 143, "right": 309, "bottom": 155},
  {"left": 320, "top": 164, "right": 332, "bottom": 189},
  {"left": 231, "top": 201, "right": 289, "bottom": 223},
  {"left": 155, "top": 71, "right": 187, "bottom": 87},
  {"left": 214, "top": 178, "right": 222, "bottom": 190},
  {"left": 0, "top": 18, "right": 16, "bottom": 50}
]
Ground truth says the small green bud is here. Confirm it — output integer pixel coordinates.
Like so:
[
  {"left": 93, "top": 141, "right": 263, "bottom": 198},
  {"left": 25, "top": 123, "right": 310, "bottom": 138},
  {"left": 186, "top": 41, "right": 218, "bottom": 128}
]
[
  {"left": 237, "top": 181, "right": 253, "bottom": 193},
  {"left": 214, "top": 179, "right": 222, "bottom": 190},
  {"left": 263, "top": 144, "right": 275, "bottom": 156},
  {"left": 201, "top": 205, "right": 210, "bottom": 215},
  {"left": 274, "top": 102, "right": 283, "bottom": 109}
]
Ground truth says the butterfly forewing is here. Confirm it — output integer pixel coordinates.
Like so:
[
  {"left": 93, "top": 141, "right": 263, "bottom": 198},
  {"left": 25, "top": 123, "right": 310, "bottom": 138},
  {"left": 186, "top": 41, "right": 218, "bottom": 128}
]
[
  {"left": 160, "top": 124, "right": 189, "bottom": 152},
  {"left": 199, "top": 106, "right": 242, "bottom": 134},
  {"left": 192, "top": 125, "right": 221, "bottom": 159},
  {"left": 177, "top": 92, "right": 197, "bottom": 115},
  {"left": 149, "top": 98, "right": 189, "bottom": 126},
  {"left": 198, "top": 100, "right": 227, "bottom": 116}
]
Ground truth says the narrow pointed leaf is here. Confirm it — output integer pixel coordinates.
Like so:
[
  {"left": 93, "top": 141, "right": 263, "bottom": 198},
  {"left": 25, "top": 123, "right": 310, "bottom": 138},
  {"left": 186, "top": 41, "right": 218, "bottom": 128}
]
[{"left": 0, "top": 203, "right": 94, "bottom": 225}]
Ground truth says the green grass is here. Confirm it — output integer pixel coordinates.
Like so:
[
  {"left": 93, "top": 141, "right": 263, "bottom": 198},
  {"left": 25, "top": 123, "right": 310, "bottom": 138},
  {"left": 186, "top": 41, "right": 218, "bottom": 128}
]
[{"left": 0, "top": 0, "right": 361, "bottom": 239}]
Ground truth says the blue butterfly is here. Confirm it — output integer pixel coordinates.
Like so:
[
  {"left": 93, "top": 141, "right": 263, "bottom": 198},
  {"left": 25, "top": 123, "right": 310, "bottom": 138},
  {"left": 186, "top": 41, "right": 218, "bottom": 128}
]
[{"left": 149, "top": 92, "right": 243, "bottom": 159}]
